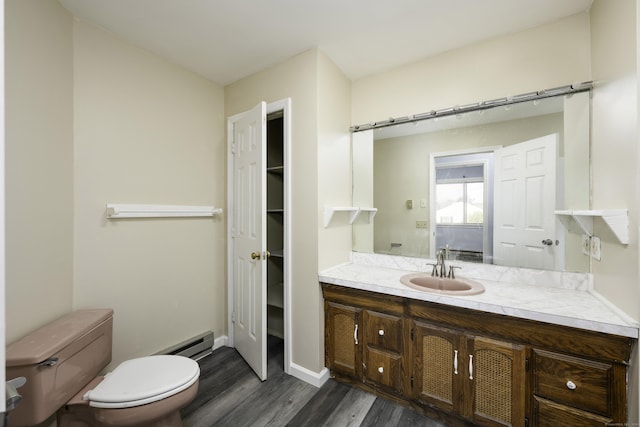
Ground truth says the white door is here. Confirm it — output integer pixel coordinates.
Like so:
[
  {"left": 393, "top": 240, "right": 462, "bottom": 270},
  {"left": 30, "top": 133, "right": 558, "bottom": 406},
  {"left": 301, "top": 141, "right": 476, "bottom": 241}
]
[
  {"left": 230, "top": 102, "right": 267, "bottom": 380},
  {"left": 494, "top": 134, "right": 558, "bottom": 270}
]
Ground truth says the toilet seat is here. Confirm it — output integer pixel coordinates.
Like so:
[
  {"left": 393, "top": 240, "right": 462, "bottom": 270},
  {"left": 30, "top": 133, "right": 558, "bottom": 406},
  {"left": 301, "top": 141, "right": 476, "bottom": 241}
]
[{"left": 84, "top": 355, "right": 200, "bottom": 409}]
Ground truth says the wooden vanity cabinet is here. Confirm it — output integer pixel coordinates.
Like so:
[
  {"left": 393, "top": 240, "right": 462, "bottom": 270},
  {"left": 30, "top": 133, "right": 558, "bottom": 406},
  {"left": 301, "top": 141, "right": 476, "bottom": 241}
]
[
  {"left": 323, "top": 285, "right": 406, "bottom": 395},
  {"left": 412, "top": 321, "right": 526, "bottom": 426},
  {"left": 321, "top": 283, "right": 635, "bottom": 427}
]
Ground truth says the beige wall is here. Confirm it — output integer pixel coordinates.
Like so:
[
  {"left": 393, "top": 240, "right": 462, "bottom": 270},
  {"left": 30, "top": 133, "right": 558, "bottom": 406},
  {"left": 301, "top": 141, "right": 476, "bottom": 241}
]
[
  {"left": 590, "top": 0, "right": 639, "bottom": 422},
  {"left": 6, "top": 4, "right": 227, "bottom": 367},
  {"left": 5, "top": 0, "right": 74, "bottom": 343},
  {"left": 225, "top": 49, "right": 324, "bottom": 372},
  {"left": 352, "top": 13, "right": 592, "bottom": 125},
  {"left": 317, "top": 51, "right": 352, "bottom": 271},
  {"left": 590, "top": 0, "right": 639, "bottom": 321},
  {"left": 72, "top": 21, "right": 226, "bottom": 367}
]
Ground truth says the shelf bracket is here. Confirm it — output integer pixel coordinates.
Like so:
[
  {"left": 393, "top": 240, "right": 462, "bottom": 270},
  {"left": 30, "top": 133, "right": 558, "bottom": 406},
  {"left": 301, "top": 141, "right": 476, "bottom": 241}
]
[
  {"left": 323, "top": 207, "right": 378, "bottom": 227},
  {"left": 555, "top": 209, "right": 629, "bottom": 245},
  {"left": 323, "top": 207, "right": 359, "bottom": 227}
]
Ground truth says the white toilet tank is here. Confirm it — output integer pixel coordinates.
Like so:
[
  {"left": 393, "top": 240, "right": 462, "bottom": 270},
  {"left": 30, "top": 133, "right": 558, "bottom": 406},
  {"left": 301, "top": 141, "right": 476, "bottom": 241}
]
[{"left": 6, "top": 309, "right": 114, "bottom": 426}]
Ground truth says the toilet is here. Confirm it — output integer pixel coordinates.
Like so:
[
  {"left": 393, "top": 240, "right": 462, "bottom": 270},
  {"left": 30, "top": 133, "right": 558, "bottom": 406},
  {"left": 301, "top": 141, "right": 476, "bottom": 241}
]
[{"left": 5, "top": 309, "right": 200, "bottom": 427}]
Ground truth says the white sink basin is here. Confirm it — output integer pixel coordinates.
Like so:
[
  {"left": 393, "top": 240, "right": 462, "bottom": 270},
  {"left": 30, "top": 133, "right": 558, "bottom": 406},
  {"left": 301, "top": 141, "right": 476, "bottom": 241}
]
[{"left": 400, "top": 273, "right": 485, "bottom": 295}]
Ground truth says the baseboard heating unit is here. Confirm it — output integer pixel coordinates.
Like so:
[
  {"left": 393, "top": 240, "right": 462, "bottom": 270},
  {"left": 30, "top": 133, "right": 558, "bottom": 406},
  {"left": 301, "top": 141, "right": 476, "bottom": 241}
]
[{"left": 156, "top": 331, "right": 214, "bottom": 361}]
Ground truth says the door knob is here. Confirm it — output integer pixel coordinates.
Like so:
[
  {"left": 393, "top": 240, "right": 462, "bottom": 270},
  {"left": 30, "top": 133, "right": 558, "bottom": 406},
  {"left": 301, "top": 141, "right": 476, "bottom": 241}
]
[
  {"left": 541, "top": 239, "right": 553, "bottom": 246},
  {"left": 251, "top": 252, "right": 261, "bottom": 260}
]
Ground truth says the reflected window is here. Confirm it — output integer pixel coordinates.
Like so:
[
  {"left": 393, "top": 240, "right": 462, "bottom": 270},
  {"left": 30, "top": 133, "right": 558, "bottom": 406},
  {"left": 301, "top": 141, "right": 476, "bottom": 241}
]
[{"left": 435, "top": 165, "right": 484, "bottom": 225}]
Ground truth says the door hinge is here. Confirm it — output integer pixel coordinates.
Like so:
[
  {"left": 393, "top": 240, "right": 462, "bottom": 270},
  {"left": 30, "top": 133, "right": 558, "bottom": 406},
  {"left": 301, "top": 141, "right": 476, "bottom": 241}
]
[
  {"left": 231, "top": 141, "right": 236, "bottom": 154},
  {"left": 524, "top": 416, "right": 529, "bottom": 427},
  {"left": 525, "top": 357, "right": 529, "bottom": 371},
  {"left": 231, "top": 311, "right": 235, "bottom": 323},
  {"left": 410, "top": 376, "right": 414, "bottom": 389},
  {"left": 411, "top": 328, "right": 414, "bottom": 341}
]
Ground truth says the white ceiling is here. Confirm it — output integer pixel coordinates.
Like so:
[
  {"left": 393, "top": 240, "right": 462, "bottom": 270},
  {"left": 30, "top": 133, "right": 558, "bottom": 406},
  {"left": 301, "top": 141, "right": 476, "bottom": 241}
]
[{"left": 57, "top": 0, "right": 593, "bottom": 86}]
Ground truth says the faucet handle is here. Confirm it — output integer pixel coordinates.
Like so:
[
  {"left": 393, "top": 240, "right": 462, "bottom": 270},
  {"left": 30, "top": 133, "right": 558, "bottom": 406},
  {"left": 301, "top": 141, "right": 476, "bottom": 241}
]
[
  {"left": 448, "top": 265, "right": 462, "bottom": 279},
  {"left": 426, "top": 263, "right": 438, "bottom": 277}
]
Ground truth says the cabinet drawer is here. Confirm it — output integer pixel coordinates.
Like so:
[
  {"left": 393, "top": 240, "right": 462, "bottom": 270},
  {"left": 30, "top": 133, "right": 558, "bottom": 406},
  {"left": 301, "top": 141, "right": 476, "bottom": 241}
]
[
  {"left": 533, "top": 396, "right": 612, "bottom": 427},
  {"left": 364, "top": 310, "right": 402, "bottom": 352},
  {"left": 364, "top": 347, "right": 402, "bottom": 392},
  {"left": 533, "top": 349, "right": 612, "bottom": 416}
]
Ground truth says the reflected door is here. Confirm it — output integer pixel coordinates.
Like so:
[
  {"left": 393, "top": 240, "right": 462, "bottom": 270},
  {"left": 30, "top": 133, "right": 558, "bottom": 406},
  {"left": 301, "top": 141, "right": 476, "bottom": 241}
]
[{"left": 494, "top": 134, "right": 558, "bottom": 270}]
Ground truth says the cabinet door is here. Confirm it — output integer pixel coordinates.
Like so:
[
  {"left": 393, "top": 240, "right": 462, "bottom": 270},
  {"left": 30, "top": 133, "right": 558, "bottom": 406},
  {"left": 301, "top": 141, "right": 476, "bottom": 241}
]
[
  {"left": 464, "top": 336, "right": 527, "bottom": 427},
  {"left": 325, "top": 301, "right": 362, "bottom": 379},
  {"left": 412, "top": 321, "right": 464, "bottom": 414}
]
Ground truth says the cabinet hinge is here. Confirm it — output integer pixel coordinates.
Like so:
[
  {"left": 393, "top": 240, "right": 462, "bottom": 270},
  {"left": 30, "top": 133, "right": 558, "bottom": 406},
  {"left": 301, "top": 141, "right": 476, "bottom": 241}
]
[
  {"left": 410, "top": 376, "right": 414, "bottom": 388},
  {"left": 411, "top": 328, "right": 414, "bottom": 341},
  {"left": 525, "top": 357, "right": 529, "bottom": 371}
]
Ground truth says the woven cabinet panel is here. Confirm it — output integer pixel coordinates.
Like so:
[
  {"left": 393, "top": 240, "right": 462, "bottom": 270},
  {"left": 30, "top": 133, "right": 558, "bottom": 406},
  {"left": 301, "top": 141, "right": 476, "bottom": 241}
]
[
  {"left": 335, "top": 314, "right": 355, "bottom": 366},
  {"left": 422, "top": 335, "right": 453, "bottom": 401},
  {"left": 475, "top": 349, "right": 512, "bottom": 423}
]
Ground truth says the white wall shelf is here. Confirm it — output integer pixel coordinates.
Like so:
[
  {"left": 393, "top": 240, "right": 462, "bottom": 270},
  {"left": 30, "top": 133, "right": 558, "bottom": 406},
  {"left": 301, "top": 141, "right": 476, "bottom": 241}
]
[
  {"left": 323, "top": 207, "right": 378, "bottom": 227},
  {"left": 106, "top": 203, "right": 222, "bottom": 219},
  {"left": 555, "top": 209, "right": 629, "bottom": 245}
]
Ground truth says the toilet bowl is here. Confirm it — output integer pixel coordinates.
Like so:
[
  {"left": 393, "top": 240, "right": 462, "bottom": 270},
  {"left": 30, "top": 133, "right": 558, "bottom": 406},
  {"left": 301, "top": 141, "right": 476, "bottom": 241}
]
[{"left": 6, "top": 309, "right": 200, "bottom": 427}]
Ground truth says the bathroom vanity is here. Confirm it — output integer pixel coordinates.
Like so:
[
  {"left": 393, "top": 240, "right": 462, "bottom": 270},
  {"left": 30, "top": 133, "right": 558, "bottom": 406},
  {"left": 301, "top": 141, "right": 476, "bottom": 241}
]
[{"left": 320, "top": 256, "right": 638, "bottom": 427}]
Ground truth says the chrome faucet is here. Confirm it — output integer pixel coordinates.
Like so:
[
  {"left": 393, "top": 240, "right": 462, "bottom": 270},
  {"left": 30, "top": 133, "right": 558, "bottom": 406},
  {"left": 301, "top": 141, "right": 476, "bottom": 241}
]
[{"left": 436, "top": 249, "right": 447, "bottom": 277}]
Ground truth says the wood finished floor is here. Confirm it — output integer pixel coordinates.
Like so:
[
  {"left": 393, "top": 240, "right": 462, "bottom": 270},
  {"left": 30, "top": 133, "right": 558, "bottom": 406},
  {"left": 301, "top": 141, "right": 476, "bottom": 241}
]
[{"left": 181, "top": 336, "right": 446, "bottom": 427}]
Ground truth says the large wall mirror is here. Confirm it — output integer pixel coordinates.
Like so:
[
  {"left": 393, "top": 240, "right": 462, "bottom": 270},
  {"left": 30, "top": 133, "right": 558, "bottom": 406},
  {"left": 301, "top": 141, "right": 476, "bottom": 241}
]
[{"left": 352, "top": 90, "right": 591, "bottom": 273}]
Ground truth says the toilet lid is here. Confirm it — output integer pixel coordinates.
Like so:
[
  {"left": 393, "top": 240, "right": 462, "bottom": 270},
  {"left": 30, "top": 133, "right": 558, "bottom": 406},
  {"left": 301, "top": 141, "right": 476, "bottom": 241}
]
[{"left": 84, "top": 355, "right": 200, "bottom": 409}]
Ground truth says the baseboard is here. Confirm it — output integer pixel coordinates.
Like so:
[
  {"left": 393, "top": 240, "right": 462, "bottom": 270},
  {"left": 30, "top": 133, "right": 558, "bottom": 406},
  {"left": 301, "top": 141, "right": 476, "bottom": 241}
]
[
  {"left": 214, "top": 336, "right": 329, "bottom": 388},
  {"left": 288, "top": 362, "right": 330, "bottom": 388},
  {"left": 213, "top": 334, "right": 229, "bottom": 351}
]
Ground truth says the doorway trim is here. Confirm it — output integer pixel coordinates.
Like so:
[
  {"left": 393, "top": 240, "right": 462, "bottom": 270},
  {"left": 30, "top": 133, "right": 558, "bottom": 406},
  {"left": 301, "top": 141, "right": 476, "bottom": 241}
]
[
  {"left": 429, "top": 146, "right": 500, "bottom": 260},
  {"left": 226, "top": 98, "right": 292, "bottom": 376}
]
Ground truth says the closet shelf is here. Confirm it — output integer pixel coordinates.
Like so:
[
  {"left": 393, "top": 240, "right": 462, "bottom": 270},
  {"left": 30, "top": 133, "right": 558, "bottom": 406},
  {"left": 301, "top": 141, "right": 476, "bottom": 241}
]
[
  {"left": 267, "top": 166, "right": 284, "bottom": 174},
  {"left": 267, "top": 282, "right": 284, "bottom": 308},
  {"left": 323, "top": 207, "right": 378, "bottom": 227},
  {"left": 106, "top": 203, "right": 222, "bottom": 219},
  {"left": 555, "top": 209, "right": 629, "bottom": 245}
]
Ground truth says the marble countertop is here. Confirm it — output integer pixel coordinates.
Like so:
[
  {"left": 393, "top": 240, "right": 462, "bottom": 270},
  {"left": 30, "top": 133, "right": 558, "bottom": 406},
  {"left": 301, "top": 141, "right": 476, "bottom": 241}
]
[{"left": 319, "top": 257, "right": 639, "bottom": 339}]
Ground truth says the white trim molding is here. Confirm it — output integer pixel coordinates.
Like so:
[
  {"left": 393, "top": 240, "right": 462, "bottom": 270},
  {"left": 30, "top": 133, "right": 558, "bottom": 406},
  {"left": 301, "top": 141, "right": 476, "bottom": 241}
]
[{"left": 288, "top": 363, "right": 330, "bottom": 388}]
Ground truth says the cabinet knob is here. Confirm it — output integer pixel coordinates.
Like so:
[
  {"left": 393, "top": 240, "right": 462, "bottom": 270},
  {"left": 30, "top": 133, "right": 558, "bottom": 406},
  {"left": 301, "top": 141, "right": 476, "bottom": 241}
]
[
  {"left": 566, "top": 380, "right": 577, "bottom": 390},
  {"left": 378, "top": 366, "right": 384, "bottom": 374},
  {"left": 378, "top": 329, "right": 385, "bottom": 336}
]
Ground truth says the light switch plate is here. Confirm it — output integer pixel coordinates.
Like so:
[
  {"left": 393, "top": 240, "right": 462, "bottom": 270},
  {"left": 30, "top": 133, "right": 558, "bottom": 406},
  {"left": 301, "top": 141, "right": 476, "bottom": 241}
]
[
  {"left": 416, "top": 220, "right": 428, "bottom": 229},
  {"left": 590, "top": 236, "right": 601, "bottom": 261},
  {"left": 581, "top": 234, "right": 590, "bottom": 256}
]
